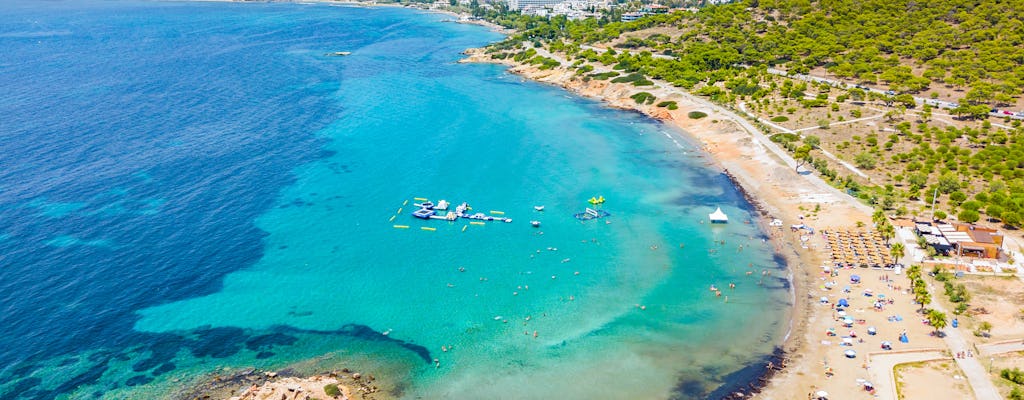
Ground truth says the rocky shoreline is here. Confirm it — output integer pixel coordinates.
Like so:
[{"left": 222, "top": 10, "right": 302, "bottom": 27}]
[{"left": 175, "top": 366, "right": 391, "bottom": 400}]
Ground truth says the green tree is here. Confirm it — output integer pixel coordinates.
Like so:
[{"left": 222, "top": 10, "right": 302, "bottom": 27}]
[
  {"left": 879, "top": 223, "right": 895, "bottom": 244},
  {"left": 917, "top": 235, "right": 929, "bottom": 250},
  {"left": 914, "top": 287, "right": 932, "bottom": 311},
  {"left": 793, "top": 144, "right": 812, "bottom": 172},
  {"left": 958, "top": 209, "right": 980, "bottom": 224},
  {"left": 927, "top": 309, "right": 947, "bottom": 334},
  {"left": 890, "top": 242, "right": 905, "bottom": 265},
  {"left": 937, "top": 173, "right": 960, "bottom": 194},
  {"left": 803, "top": 135, "right": 820, "bottom": 149},
  {"left": 1002, "top": 211, "right": 1021, "bottom": 228},
  {"left": 985, "top": 205, "right": 1003, "bottom": 221},
  {"left": 872, "top": 209, "right": 887, "bottom": 226},
  {"left": 854, "top": 152, "right": 877, "bottom": 169}
]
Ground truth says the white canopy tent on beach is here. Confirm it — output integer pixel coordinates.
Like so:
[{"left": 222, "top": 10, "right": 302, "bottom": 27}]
[{"left": 708, "top": 207, "right": 728, "bottom": 223}]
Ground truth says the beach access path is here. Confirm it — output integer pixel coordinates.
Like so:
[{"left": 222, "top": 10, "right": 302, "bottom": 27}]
[
  {"left": 867, "top": 349, "right": 948, "bottom": 400},
  {"left": 894, "top": 226, "right": 1003, "bottom": 399},
  {"left": 978, "top": 339, "right": 1024, "bottom": 357},
  {"left": 927, "top": 294, "right": 1003, "bottom": 400}
]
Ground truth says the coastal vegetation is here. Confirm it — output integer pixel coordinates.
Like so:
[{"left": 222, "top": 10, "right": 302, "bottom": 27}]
[
  {"left": 630, "top": 91, "right": 657, "bottom": 104},
  {"left": 933, "top": 266, "right": 972, "bottom": 315},
  {"left": 687, "top": 111, "right": 707, "bottom": 119},
  {"left": 1003, "top": 368, "right": 1024, "bottom": 386},
  {"left": 477, "top": 0, "right": 1024, "bottom": 230},
  {"left": 324, "top": 383, "right": 342, "bottom": 397},
  {"left": 656, "top": 100, "right": 679, "bottom": 110}
]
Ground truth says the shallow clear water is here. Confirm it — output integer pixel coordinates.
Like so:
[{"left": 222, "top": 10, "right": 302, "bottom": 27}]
[{"left": 0, "top": 1, "right": 790, "bottom": 399}]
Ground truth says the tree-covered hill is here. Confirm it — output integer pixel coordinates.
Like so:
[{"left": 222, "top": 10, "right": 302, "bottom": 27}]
[
  {"left": 490, "top": 0, "right": 1024, "bottom": 107},
  {"left": 478, "top": 0, "right": 1024, "bottom": 229}
]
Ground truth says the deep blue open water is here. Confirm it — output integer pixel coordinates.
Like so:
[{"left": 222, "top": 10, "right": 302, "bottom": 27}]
[{"left": 0, "top": 1, "right": 790, "bottom": 398}]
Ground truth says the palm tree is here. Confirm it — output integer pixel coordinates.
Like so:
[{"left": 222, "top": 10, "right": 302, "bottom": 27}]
[
  {"left": 927, "top": 309, "right": 947, "bottom": 334},
  {"left": 916, "top": 235, "right": 929, "bottom": 250},
  {"left": 890, "top": 242, "right": 906, "bottom": 265},
  {"left": 872, "top": 209, "right": 887, "bottom": 227},
  {"left": 879, "top": 223, "right": 895, "bottom": 245},
  {"left": 915, "top": 288, "right": 932, "bottom": 311}
]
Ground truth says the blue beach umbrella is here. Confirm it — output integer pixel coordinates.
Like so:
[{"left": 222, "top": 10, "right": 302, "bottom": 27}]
[{"left": 838, "top": 298, "right": 850, "bottom": 307}]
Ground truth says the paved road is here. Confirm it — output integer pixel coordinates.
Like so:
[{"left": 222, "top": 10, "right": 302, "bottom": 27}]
[
  {"left": 736, "top": 102, "right": 871, "bottom": 179},
  {"left": 978, "top": 340, "right": 1024, "bottom": 356},
  {"left": 868, "top": 350, "right": 949, "bottom": 400}
]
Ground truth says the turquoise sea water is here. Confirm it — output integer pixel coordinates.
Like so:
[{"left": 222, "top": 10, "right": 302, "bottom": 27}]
[{"left": 0, "top": 1, "right": 790, "bottom": 399}]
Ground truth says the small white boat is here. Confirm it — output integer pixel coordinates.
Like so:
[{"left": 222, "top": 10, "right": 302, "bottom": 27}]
[
  {"left": 531, "top": 220, "right": 541, "bottom": 227},
  {"left": 534, "top": 205, "right": 545, "bottom": 211},
  {"left": 327, "top": 51, "right": 351, "bottom": 56}
]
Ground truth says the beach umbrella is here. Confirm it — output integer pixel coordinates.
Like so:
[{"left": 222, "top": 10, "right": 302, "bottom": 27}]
[
  {"left": 844, "top": 349, "right": 857, "bottom": 358},
  {"left": 850, "top": 275, "right": 861, "bottom": 283},
  {"left": 815, "top": 390, "right": 829, "bottom": 399},
  {"left": 867, "top": 326, "right": 877, "bottom": 335},
  {"left": 838, "top": 298, "right": 849, "bottom": 307},
  {"left": 881, "top": 341, "right": 892, "bottom": 350},
  {"left": 820, "top": 296, "right": 829, "bottom": 303},
  {"left": 843, "top": 316, "right": 854, "bottom": 324},
  {"left": 842, "top": 337, "right": 853, "bottom": 345}
]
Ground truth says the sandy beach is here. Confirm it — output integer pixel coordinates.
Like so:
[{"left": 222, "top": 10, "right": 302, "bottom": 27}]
[{"left": 457, "top": 47, "right": 960, "bottom": 399}]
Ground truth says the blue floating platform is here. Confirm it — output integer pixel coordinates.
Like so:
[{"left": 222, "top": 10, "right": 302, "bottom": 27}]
[{"left": 574, "top": 208, "right": 610, "bottom": 221}]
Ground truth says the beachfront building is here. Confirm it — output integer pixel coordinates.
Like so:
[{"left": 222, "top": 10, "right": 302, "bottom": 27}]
[
  {"left": 508, "top": 0, "right": 564, "bottom": 11},
  {"left": 914, "top": 222, "right": 1004, "bottom": 259}
]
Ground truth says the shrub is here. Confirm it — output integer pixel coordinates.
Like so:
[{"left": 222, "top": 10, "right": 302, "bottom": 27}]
[
  {"left": 770, "top": 133, "right": 799, "bottom": 143},
  {"left": 324, "top": 384, "right": 342, "bottom": 397},
  {"left": 656, "top": 101, "right": 678, "bottom": 110},
  {"left": 611, "top": 73, "right": 648, "bottom": 84},
  {"left": 1001, "top": 368, "right": 1024, "bottom": 385},
  {"left": 687, "top": 111, "right": 708, "bottom": 119},
  {"left": 528, "top": 56, "right": 560, "bottom": 70},
  {"left": 588, "top": 71, "right": 620, "bottom": 80},
  {"left": 630, "top": 92, "right": 656, "bottom": 105},
  {"left": 770, "top": 116, "right": 789, "bottom": 122},
  {"left": 854, "top": 152, "right": 877, "bottom": 169},
  {"left": 575, "top": 65, "right": 594, "bottom": 74},
  {"left": 1010, "top": 386, "right": 1024, "bottom": 400}
]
